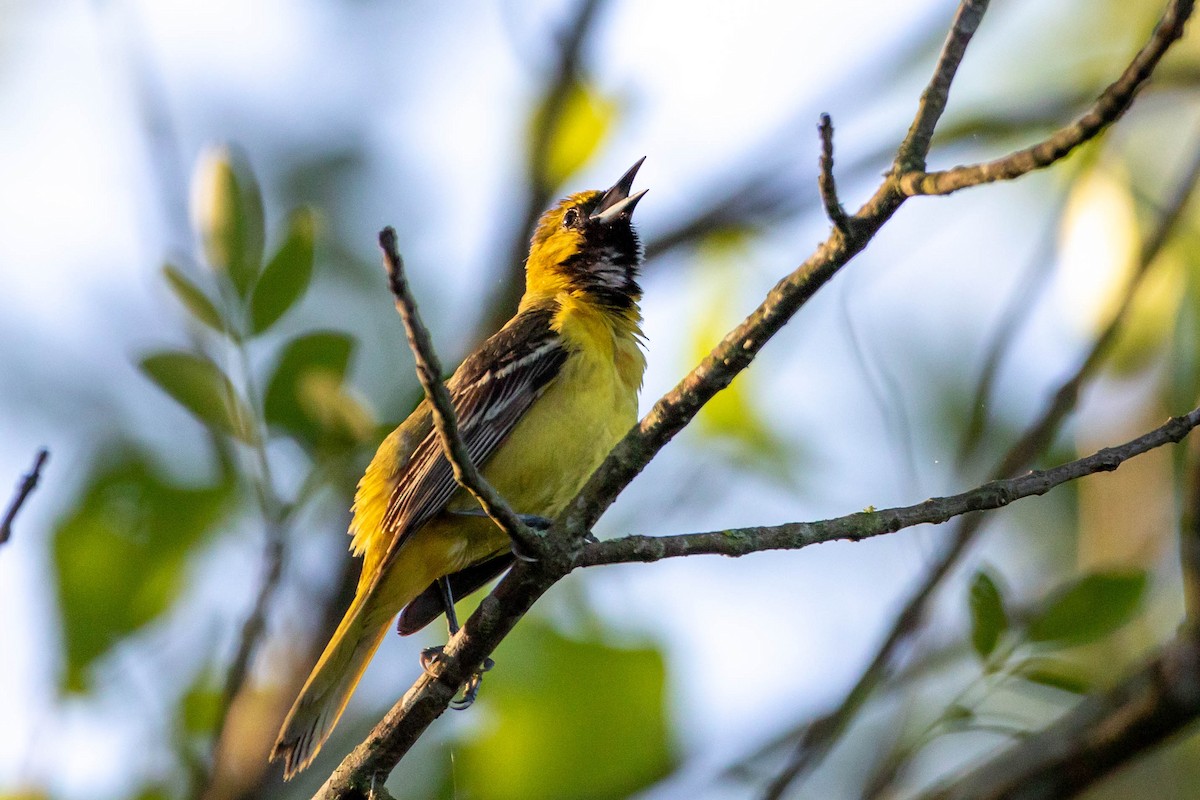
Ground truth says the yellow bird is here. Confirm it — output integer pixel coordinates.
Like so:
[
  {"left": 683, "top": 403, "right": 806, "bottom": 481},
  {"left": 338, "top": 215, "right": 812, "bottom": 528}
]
[{"left": 271, "top": 160, "right": 649, "bottom": 778}]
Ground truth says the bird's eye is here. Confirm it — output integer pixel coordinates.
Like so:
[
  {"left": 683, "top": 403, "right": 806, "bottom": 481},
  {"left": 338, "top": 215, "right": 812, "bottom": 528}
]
[{"left": 562, "top": 207, "right": 580, "bottom": 228}]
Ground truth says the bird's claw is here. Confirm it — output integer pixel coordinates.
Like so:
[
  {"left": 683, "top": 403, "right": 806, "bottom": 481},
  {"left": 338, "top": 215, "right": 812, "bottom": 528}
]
[
  {"left": 419, "top": 647, "right": 495, "bottom": 709},
  {"left": 510, "top": 536, "right": 540, "bottom": 563},
  {"left": 450, "top": 657, "right": 495, "bottom": 710},
  {"left": 509, "top": 514, "right": 550, "bottom": 562},
  {"left": 419, "top": 645, "right": 445, "bottom": 673}
]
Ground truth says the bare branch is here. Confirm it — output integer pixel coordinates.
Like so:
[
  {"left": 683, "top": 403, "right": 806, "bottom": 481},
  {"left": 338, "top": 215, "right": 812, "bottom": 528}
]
[
  {"left": 760, "top": 130, "right": 1200, "bottom": 794},
  {"left": 378, "top": 228, "right": 541, "bottom": 557},
  {"left": 895, "top": 0, "right": 992, "bottom": 171},
  {"left": 817, "top": 113, "right": 850, "bottom": 235},
  {"left": 920, "top": 634, "right": 1200, "bottom": 800},
  {"left": 313, "top": 561, "right": 554, "bottom": 799},
  {"left": 900, "top": 0, "right": 1195, "bottom": 196},
  {"left": 0, "top": 448, "right": 49, "bottom": 546},
  {"left": 575, "top": 408, "right": 1200, "bottom": 567}
]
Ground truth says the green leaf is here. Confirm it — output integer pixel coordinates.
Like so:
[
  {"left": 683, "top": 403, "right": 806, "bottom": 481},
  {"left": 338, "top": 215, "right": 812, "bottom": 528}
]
[
  {"left": 1016, "top": 659, "right": 1092, "bottom": 695},
  {"left": 249, "top": 208, "right": 317, "bottom": 334},
  {"left": 140, "top": 351, "right": 258, "bottom": 444},
  {"left": 1026, "top": 569, "right": 1148, "bottom": 646},
  {"left": 457, "top": 619, "right": 674, "bottom": 800},
  {"left": 191, "top": 146, "right": 265, "bottom": 296},
  {"left": 968, "top": 569, "right": 1008, "bottom": 661},
  {"left": 162, "top": 263, "right": 226, "bottom": 333},
  {"left": 263, "top": 331, "right": 358, "bottom": 446},
  {"left": 53, "top": 449, "right": 233, "bottom": 692},
  {"left": 533, "top": 80, "right": 617, "bottom": 189}
]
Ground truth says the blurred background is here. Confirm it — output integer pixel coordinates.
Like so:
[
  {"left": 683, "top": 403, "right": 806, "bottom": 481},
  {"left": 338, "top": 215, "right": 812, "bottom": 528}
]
[{"left": 4, "top": 0, "right": 1200, "bottom": 797}]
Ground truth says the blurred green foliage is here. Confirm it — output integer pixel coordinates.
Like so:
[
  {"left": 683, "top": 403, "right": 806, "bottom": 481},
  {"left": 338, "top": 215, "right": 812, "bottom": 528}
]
[
  {"left": 457, "top": 619, "right": 674, "bottom": 799},
  {"left": 533, "top": 79, "right": 618, "bottom": 192},
  {"left": 53, "top": 450, "right": 235, "bottom": 693}
]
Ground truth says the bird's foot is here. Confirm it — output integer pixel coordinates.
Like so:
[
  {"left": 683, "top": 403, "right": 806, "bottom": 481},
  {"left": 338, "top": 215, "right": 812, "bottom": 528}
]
[
  {"left": 451, "top": 657, "right": 494, "bottom": 710},
  {"left": 419, "top": 646, "right": 495, "bottom": 710},
  {"left": 419, "top": 645, "right": 444, "bottom": 673}
]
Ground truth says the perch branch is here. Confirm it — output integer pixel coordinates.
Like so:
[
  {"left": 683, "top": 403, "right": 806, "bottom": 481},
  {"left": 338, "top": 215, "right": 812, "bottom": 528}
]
[
  {"left": 576, "top": 408, "right": 1200, "bottom": 566},
  {"left": 761, "top": 127, "right": 1200, "bottom": 795},
  {"left": 378, "top": 228, "right": 541, "bottom": 557}
]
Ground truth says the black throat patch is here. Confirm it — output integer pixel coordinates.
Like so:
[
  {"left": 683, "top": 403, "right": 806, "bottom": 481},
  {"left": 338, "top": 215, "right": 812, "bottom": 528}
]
[{"left": 558, "top": 222, "right": 642, "bottom": 311}]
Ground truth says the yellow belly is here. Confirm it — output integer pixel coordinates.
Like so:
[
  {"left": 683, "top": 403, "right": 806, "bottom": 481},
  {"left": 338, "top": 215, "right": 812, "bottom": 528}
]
[{"left": 473, "top": 346, "right": 639, "bottom": 519}]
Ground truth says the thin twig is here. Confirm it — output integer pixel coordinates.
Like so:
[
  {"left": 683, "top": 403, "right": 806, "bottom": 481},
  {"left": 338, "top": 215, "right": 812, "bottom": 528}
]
[
  {"left": 0, "top": 448, "right": 49, "bottom": 545},
  {"left": 817, "top": 113, "right": 850, "bottom": 236},
  {"left": 900, "top": 0, "right": 1195, "bottom": 195},
  {"left": 378, "top": 228, "right": 541, "bottom": 556},
  {"left": 574, "top": 407, "right": 1200, "bottom": 566},
  {"left": 895, "top": 0, "right": 993, "bottom": 172},
  {"left": 759, "top": 129, "right": 1200, "bottom": 796}
]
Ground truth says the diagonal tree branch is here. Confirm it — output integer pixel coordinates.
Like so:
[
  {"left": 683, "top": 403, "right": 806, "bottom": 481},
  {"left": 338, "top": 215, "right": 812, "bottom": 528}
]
[
  {"left": 759, "top": 128, "right": 1200, "bottom": 796},
  {"left": 574, "top": 407, "right": 1200, "bottom": 566},
  {"left": 895, "top": 0, "right": 992, "bottom": 172},
  {"left": 378, "top": 227, "right": 541, "bottom": 556},
  {"left": 900, "top": 0, "right": 1194, "bottom": 196}
]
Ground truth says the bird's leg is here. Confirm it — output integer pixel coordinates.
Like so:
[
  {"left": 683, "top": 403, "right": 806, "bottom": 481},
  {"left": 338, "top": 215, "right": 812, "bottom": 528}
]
[
  {"left": 418, "top": 577, "right": 459, "bottom": 669},
  {"left": 418, "top": 576, "right": 494, "bottom": 710},
  {"left": 439, "top": 575, "right": 460, "bottom": 636}
]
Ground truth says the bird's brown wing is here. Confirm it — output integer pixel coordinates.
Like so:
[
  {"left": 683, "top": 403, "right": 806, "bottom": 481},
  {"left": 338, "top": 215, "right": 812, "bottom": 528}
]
[{"left": 373, "top": 306, "right": 567, "bottom": 579}]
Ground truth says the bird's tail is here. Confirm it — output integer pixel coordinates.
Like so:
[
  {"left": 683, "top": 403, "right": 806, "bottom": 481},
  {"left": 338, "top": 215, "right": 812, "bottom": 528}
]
[{"left": 270, "top": 595, "right": 390, "bottom": 780}]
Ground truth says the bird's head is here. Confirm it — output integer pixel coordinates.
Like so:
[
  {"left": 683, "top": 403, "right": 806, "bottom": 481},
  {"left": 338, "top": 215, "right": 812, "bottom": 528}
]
[{"left": 524, "top": 158, "right": 647, "bottom": 311}]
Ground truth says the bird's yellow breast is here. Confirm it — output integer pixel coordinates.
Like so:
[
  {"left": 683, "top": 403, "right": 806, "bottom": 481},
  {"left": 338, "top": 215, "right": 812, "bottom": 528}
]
[{"left": 462, "top": 295, "right": 645, "bottom": 523}]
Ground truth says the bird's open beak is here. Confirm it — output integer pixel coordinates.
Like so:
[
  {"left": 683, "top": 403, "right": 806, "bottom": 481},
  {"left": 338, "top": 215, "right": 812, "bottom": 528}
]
[{"left": 591, "top": 157, "right": 648, "bottom": 224}]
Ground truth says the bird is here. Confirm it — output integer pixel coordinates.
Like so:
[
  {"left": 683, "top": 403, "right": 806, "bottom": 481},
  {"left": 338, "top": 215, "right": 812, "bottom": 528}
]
[{"left": 270, "top": 159, "right": 649, "bottom": 778}]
